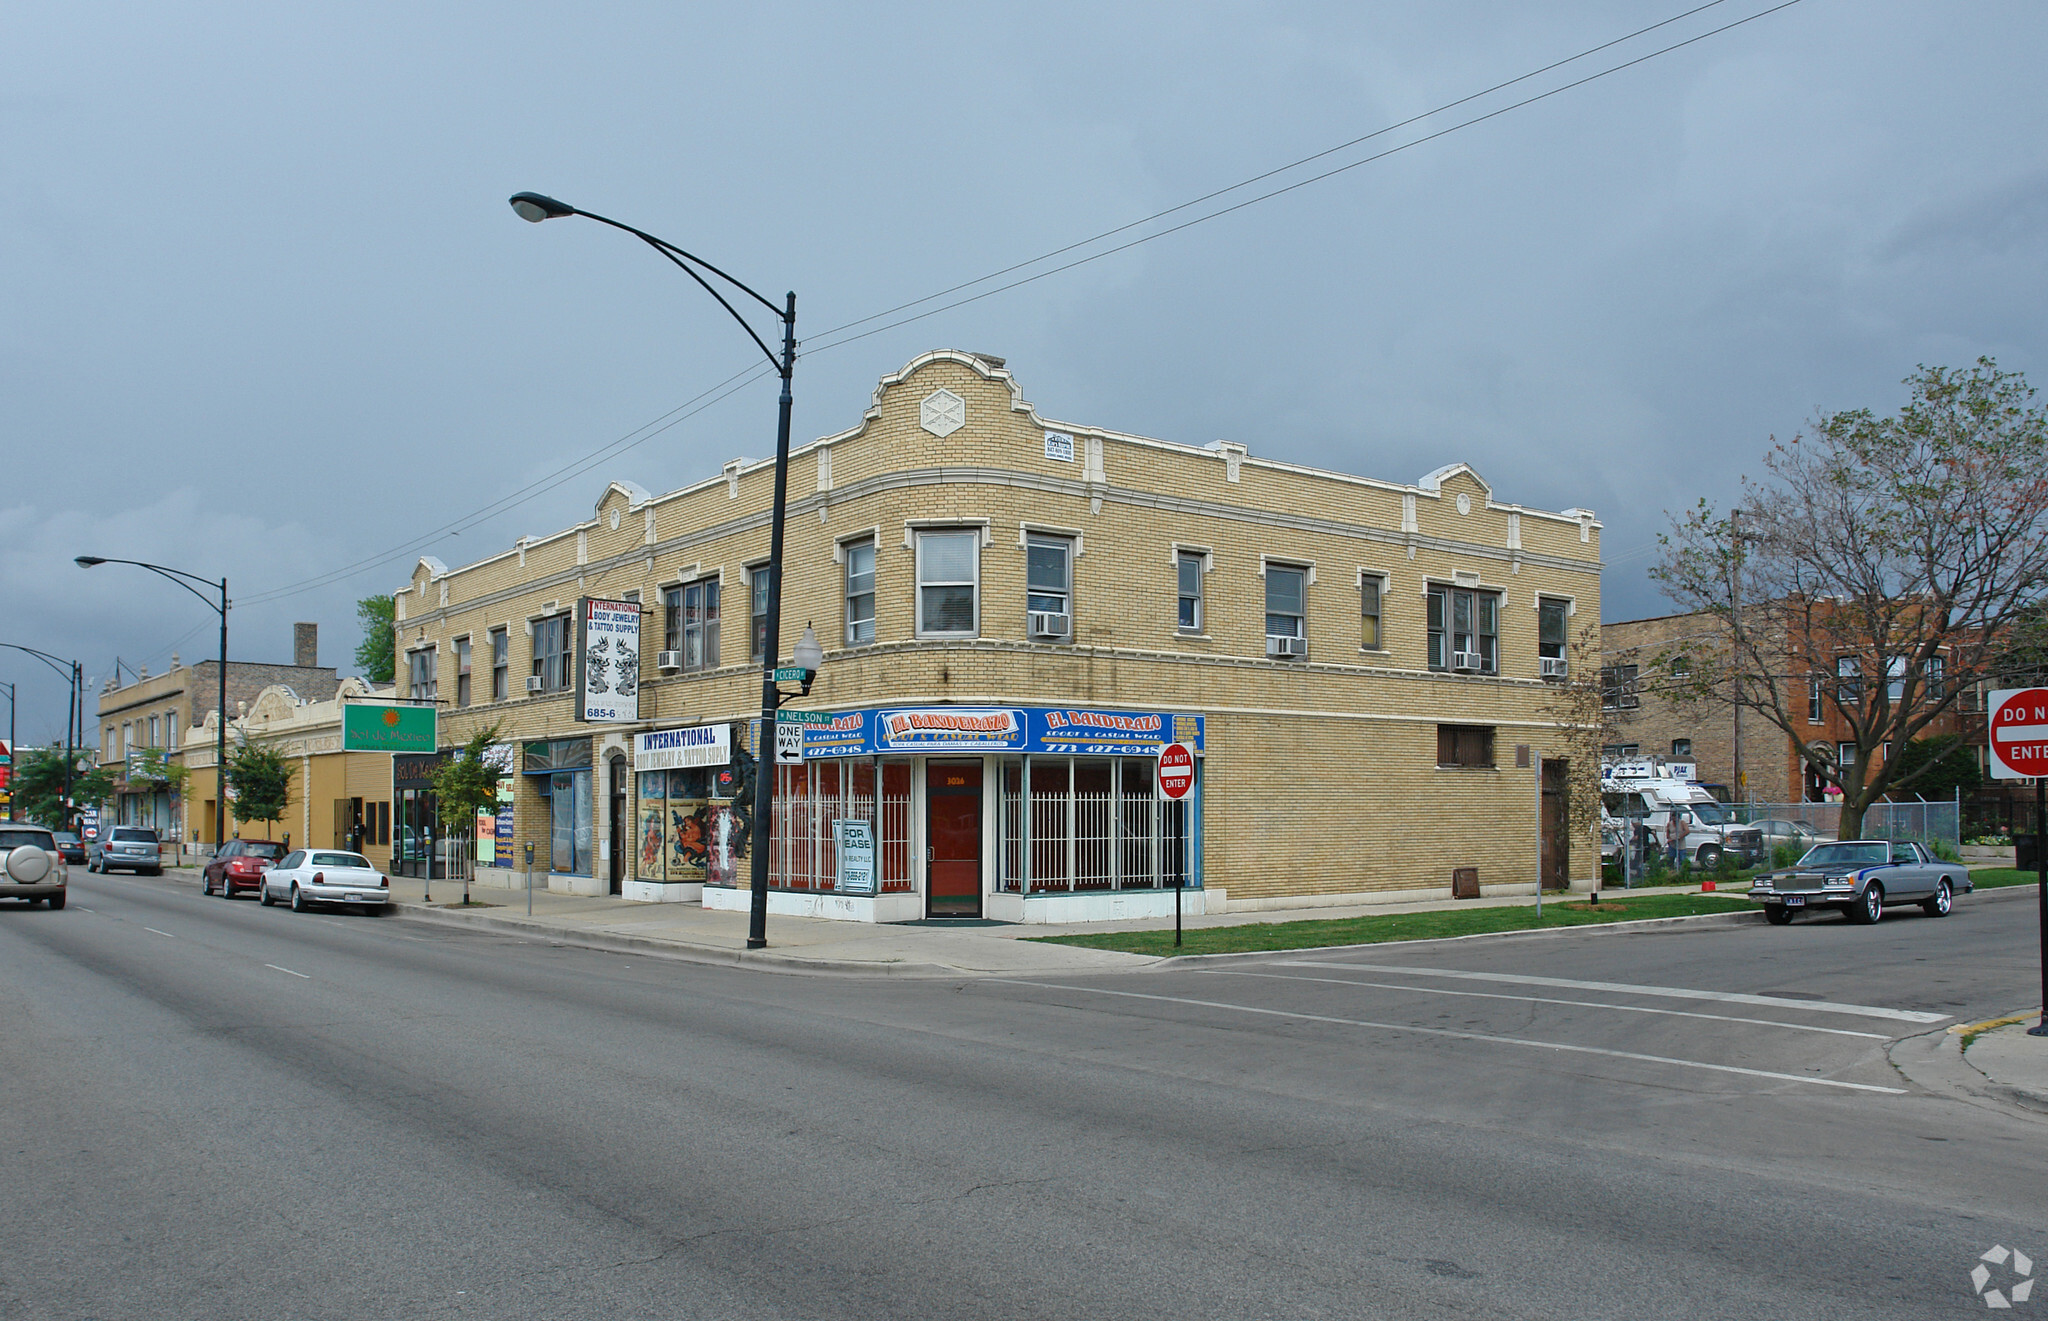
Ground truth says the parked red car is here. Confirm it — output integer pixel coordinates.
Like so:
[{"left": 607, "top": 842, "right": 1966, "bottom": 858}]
[{"left": 203, "top": 839, "right": 287, "bottom": 899}]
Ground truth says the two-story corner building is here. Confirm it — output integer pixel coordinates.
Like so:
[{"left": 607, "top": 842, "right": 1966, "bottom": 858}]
[
  {"left": 95, "top": 623, "right": 341, "bottom": 846},
  {"left": 394, "top": 350, "right": 1604, "bottom": 922}
]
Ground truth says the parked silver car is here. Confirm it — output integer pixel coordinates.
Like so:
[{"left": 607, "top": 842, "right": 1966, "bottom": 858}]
[
  {"left": 1749, "top": 839, "right": 1969, "bottom": 925},
  {"left": 88, "top": 825, "right": 162, "bottom": 875},
  {"left": 1749, "top": 818, "right": 1836, "bottom": 853},
  {"left": 260, "top": 849, "right": 390, "bottom": 913},
  {"left": 1, "top": 825, "right": 69, "bottom": 908}
]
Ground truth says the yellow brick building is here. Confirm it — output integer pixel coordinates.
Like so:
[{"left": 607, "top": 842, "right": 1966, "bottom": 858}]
[{"left": 393, "top": 351, "right": 1604, "bottom": 921}]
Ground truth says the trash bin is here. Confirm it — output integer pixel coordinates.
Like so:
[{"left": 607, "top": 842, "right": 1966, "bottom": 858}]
[{"left": 2017, "top": 834, "right": 2041, "bottom": 872}]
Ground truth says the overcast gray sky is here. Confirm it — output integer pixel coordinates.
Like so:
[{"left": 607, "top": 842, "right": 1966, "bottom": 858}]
[{"left": 6, "top": 1, "right": 2045, "bottom": 745}]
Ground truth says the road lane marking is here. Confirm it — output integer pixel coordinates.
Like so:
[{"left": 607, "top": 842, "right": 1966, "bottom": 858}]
[
  {"left": 1280, "top": 961, "right": 1950, "bottom": 1024},
  {"left": 264, "top": 964, "right": 310, "bottom": 979},
  {"left": 990, "top": 979, "right": 1906, "bottom": 1094},
  {"left": 142, "top": 927, "right": 174, "bottom": 938},
  {"left": 1208, "top": 970, "right": 1892, "bottom": 1039}
]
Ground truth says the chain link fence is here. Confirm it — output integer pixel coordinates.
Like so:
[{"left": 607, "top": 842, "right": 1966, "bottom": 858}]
[{"left": 1733, "top": 801, "right": 1960, "bottom": 852}]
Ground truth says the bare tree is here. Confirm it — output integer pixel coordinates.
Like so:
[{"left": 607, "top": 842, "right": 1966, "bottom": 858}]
[
  {"left": 1541, "top": 622, "right": 1618, "bottom": 865},
  {"left": 1655, "top": 359, "right": 2048, "bottom": 837}
]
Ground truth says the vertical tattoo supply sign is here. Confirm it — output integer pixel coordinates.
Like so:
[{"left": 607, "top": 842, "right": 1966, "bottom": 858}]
[{"left": 576, "top": 598, "right": 642, "bottom": 723}]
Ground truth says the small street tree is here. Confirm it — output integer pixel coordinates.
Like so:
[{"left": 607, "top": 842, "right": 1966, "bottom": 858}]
[
  {"left": 224, "top": 740, "right": 295, "bottom": 836},
  {"left": 1655, "top": 359, "right": 2048, "bottom": 837},
  {"left": 12, "top": 743, "right": 116, "bottom": 831},
  {"left": 1539, "top": 622, "right": 1618, "bottom": 880},
  {"left": 429, "top": 724, "right": 504, "bottom": 904},
  {"left": 355, "top": 594, "right": 396, "bottom": 683}
]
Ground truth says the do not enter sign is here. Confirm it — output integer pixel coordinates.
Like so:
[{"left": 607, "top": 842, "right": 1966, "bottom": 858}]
[
  {"left": 1157, "top": 742, "right": 1196, "bottom": 800},
  {"left": 1990, "top": 688, "right": 2048, "bottom": 780}
]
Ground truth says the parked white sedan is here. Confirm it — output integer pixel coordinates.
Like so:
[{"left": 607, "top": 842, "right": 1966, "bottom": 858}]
[{"left": 260, "top": 850, "right": 391, "bottom": 913}]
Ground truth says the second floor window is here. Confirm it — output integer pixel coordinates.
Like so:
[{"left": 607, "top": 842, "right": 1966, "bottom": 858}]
[
  {"left": 1360, "top": 575, "right": 1383, "bottom": 650},
  {"left": 1177, "top": 552, "right": 1203, "bottom": 631},
  {"left": 533, "top": 615, "right": 571, "bottom": 692},
  {"left": 1600, "top": 664, "right": 1640, "bottom": 710},
  {"left": 1538, "top": 598, "right": 1567, "bottom": 667},
  {"left": 454, "top": 636, "right": 471, "bottom": 708},
  {"left": 166, "top": 711, "right": 176, "bottom": 751},
  {"left": 843, "top": 542, "right": 875, "bottom": 645},
  {"left": 1265, "top": 565, "right": 1306, "bottom": 641},
  {"left": 408, "top": 647, "right": 437, "bottom": 702},
  {"left": 917, "top": 530, "right": 978, "bottom": 636},
  {"left": 490, "top": 627, "right": 509, "bottom": 701},
  {"left": 1808, "top": 674, "right": 1824, "bottom": 723},
  {"left": 665, "top": 580, "right": 719, "bottom": 671},
  {"left": 1837, "top": 656, "right": 1861, "bottom": 706},
  {"left": 1026, "top": 535, "right": 1072, "bottom": 638},
  {"left": 1428, "top": 586, "right": 1498, "bottom": 673}
]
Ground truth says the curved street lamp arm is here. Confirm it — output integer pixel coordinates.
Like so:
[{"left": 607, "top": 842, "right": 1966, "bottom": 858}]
[
  {"left": 0, "top": 642, "right": 78, "bottom": 683},
  {"left": 556, "top": 206, "right": 791, "bottom": 376},
  {"left": 79, "top": 557, "right": 226, "bottom": 614}
]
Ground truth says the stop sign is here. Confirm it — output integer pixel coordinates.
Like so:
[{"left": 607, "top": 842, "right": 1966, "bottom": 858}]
[
  {"left": 1989, "top": 688, "right": 2048, "bottom": 780},
  {"left": 1157, "top": 742, "right": 1196, "bottom": 800}
]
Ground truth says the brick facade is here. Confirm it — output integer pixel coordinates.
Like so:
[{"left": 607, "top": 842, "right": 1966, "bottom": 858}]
[{"left": 396, "top": 351, "right": 1605, "bottom": 916}]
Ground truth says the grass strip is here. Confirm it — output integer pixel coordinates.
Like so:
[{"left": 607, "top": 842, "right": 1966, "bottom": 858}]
[
  {"left": 1026, "top": 891, "right": 1761, "bottom": 958},
  {"left": 1968, "top": 869, "right": 2048, "bottom": 891}
]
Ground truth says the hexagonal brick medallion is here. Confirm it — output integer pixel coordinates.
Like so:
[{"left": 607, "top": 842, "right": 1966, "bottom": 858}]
[{"left": 920, "top": 388, "right": 966, "bottom": 438}]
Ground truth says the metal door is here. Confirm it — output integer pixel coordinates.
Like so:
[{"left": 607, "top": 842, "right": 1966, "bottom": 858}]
[{"left": 926, "top": 761, "right": 982, "bottom": 917}]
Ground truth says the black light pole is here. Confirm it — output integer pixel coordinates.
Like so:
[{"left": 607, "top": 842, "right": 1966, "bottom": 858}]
[
  {"left": 0, "top": 679, "right": 14, "bottom": 821},
  {"left": 0, "top": 644, "right": 83, "bottom": 830},
  {"left": 510, "top": 190, "right": 815, "bottom": 951},
  {"left": 76, "top": 557, "right": 228, "bottom": 850}
]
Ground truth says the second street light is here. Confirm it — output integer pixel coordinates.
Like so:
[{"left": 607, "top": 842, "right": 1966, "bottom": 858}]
[
  {"left": 0, "top": 644, "right": 84, "bottom": 831},
  {"left": 76, "top": 557, "right": 228, "bottom": 850},
  {"left": 510, "top": 190, "right": 803, "bottom": 951}
]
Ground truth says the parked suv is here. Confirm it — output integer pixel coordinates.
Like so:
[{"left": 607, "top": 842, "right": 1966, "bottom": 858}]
[
  {"left": 1, "top": 824, "right": 68, "bottom": 908},
  {"left": 203, "top": 839, "right": 287, "bottom": 898},
  {"left": 89, "top": 826, "right": 163, "bottom": 875}
]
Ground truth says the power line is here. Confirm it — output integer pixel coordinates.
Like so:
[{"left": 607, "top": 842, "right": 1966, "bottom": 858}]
[
  {"left": 237, "top": 0, "right": 1802, "bottom": 609},
  {"left": 800, "top": 0, "right": 1807, "bottom": 358}
]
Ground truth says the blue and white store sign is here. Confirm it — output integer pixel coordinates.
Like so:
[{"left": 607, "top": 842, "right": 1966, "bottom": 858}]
[{"left": 798, "top": 706, "right": 1203, "bottom": 758}]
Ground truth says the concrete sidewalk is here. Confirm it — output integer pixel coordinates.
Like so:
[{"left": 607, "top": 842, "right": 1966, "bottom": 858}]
[
  {"left": 153, "top": 863, "right": 1747, "bottom": 977},
  {"left": 1961, "top": 1015, "right": 2048, "bottom": 1114}
]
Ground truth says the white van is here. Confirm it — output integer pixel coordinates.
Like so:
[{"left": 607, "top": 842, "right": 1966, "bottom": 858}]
[{"left": 1601, "top": 761, "right": 1764, "bottom": 868}]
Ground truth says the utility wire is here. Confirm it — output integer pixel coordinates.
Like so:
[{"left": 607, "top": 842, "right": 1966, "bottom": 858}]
[
  {"left": 237, "top": 0, "right": 1801, "bottom": 608},
  {"left": 801, "top": 0, "right": 1807, "bottom": 358},
  {"left": 805, "top": 0, "right": 1739, "bottom": 344}
]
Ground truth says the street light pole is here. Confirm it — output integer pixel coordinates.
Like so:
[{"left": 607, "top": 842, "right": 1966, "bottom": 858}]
[
  {"left": 0, "top": 644, "right": 84, "bottom": 831},
  {"left": 75, "top": 558, "right": 228, "bottom": 849},
  {"left": 1, "top": 679, "right": 14, "bottom": 821},
  {"left": 510, "top": 191, "right": 814, "bottom": 951}
]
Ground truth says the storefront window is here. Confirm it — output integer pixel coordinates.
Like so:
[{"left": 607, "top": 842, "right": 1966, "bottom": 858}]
[
  {"left": 637, "top": 765, "right": 742, "bottom": 885},
  {"left": 545, "top": 770, "right": 591, "bottom": 874},
  {"left": 769, "top": 759, "right": 912, "bottom": 892},
  {"left": 1000, "top": 755, "right": 1193, "bottom": 893}
]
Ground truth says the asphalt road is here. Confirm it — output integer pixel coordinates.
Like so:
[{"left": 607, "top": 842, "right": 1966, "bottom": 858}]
[{"left": 3, "top": 872, "right": 2043, "bottom": 1320}]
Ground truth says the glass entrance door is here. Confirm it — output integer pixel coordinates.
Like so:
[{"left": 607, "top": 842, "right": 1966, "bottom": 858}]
[{"left": 926, "top": 761, "right": 982, "bottom": 917}]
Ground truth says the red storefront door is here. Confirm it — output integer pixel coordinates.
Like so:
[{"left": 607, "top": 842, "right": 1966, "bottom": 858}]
[{"left": 926, "top": 761, "right": 982, "bottom": 917}]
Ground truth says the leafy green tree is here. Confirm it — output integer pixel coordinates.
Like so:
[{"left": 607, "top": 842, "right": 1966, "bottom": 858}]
[
  {"left": 11, "top": 743, "right": 116, "bottom": 830},
  {"left": 224, "top": 740, "right": 294, "bottom": 831},
  {"left": 128, "top": 746, "right": 191, "bottom": 800},
  {"left": 355, "top": 594, "right": 396, "bottom": 683},
  {"left": 1656, "top": 360, "right": 2048, "bottom": 837},
  {"left": 1889, "top": 736, "right": 1982, "bottom": 801},
  {"left": 429, "top": 724, "right": 504, "bottom": 904}
]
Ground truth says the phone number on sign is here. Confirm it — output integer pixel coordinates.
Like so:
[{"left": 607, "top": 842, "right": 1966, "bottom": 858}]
[{"left": 1039, "top": 741, "right": 1171, "bottom": 755}]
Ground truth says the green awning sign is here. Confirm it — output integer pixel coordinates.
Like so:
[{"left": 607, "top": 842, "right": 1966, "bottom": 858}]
[{"left": 343, "top": 703, "right": 437, "bottom": 753}]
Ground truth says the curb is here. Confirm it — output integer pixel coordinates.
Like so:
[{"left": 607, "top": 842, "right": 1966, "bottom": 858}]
[
  {"left": 386, "top": 902, "right": 1011, "bottom": 979},
  {"left": 1142, "top": 907, "right": 1769, "bottom": 968},
  {"left": 1889, "top": 1015, "right": 2048, "bottom": 1120}
]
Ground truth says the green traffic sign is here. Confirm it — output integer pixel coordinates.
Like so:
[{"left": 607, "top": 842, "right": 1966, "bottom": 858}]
[
  {"left": 342, "top": 703, "right": 438, "bottom": 753},
  {"left": 771, "top": 666, "right": 810, "bottom": 683},
  {"left": 776, "top": 709, "right": 831, "bottom": 725}
]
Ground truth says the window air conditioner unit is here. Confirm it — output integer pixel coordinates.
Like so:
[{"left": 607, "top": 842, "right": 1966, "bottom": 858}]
[
  {"left": 1267, "top": 635, "right": 1306, "bottom": 658},
  {"left": 1029, "top": 611, "right": 1069, "bottom": 638},
  {"left": 656, "top": 650, "right": 683, "bottom": 670},
  {"left": 526, "top": 675, "right": 544, "bottom": 693},
  {"left": 1541, "top": 657, "right": 1569, "bottom": 678},
  {"left": 1452, "top": 650, "right": 1482, "bottom": 671}
]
